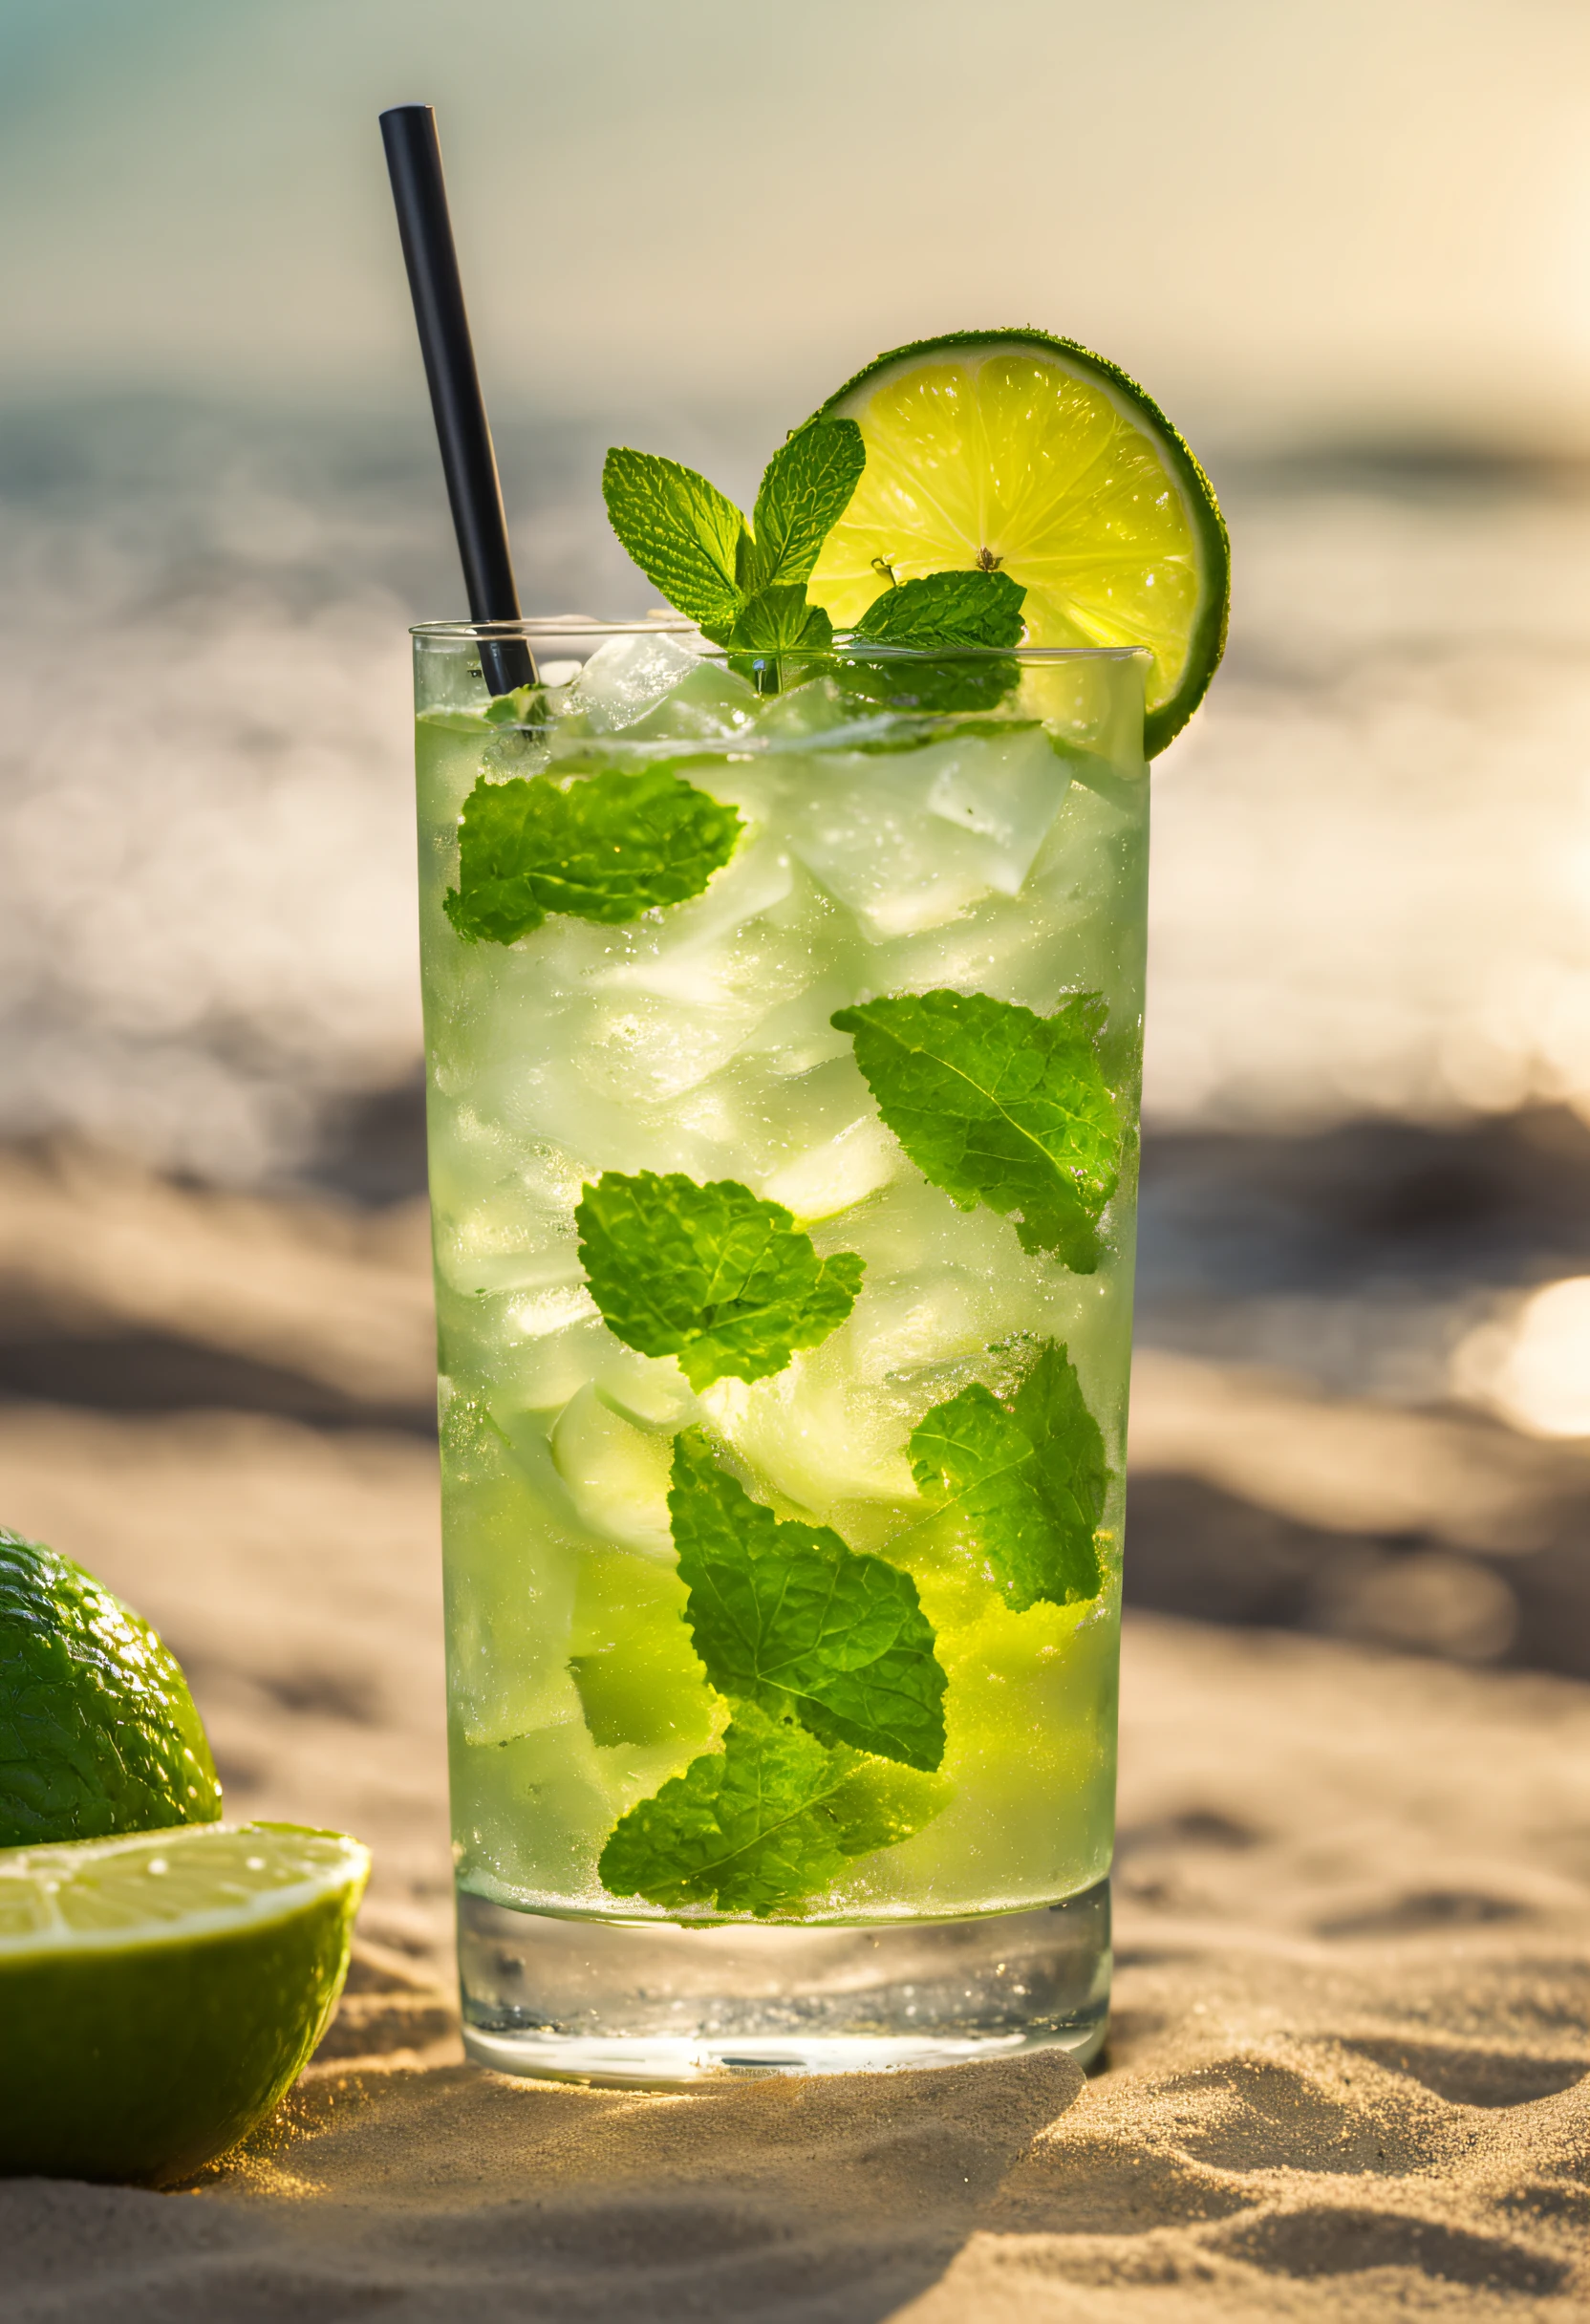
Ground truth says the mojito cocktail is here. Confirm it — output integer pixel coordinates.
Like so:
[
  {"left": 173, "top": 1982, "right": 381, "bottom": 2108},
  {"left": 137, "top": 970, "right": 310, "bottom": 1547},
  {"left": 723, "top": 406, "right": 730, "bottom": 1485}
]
[{"left": 413, "top": 334, "right": 1227, "bottom": 2081}]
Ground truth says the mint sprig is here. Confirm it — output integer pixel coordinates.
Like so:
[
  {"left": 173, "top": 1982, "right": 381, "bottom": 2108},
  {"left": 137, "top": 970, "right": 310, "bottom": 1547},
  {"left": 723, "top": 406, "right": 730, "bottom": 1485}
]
[
  {"left": 601, "top": 422, "right": 1038, "bottom": 665},
  {"left": 597, "top": 1702, "right": 950, "bottom": 1916},
  {"left": 599, "top": 449, "right": 746, "bottom": 639},
  {"left": 851, "top": 569, "right": 1026, "bottom": 650},
  {"left": 575, "top": 1172, "right": 864, "bottom": 1390},
  {"left": 444, "top": 763, "right": 742, "bottom": 945},
  {"left": 669, "top": 1430, "right": 948, "bottom": 1773},
  {"left": 909, "top": 1341, "right": 1108, "bottom": 1611},
  {"left": 603, "top": 423, "right": 864, "bottom": 647},
  {"left": 830, "top": 988, "right": 1124, "bottom": 1273}
]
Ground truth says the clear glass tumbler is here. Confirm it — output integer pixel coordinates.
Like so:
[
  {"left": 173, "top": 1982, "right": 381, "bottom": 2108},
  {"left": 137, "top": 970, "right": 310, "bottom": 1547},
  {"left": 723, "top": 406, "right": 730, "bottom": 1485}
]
[{"left": 413, "top": 619, "right": 1149, "bottom": 2083}]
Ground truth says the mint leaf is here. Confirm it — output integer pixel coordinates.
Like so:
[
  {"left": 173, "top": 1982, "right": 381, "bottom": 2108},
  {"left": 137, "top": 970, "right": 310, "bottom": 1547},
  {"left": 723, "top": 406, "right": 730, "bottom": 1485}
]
[
  {"left": 1012, "top": 1341, "right": 1111, "bottom": 1591},
  {"left": 724, "top": 585, "right": 835, "bottom": 656},
  {"left": 669, "top": 1431, "right": 946, "bottom": 1771},
  {"left": 444, "top": 763, "right": 742, "bottom": 945},
  {"left": 834, "top": 651, "right": 1020, "bottom": 719},
  {"left": 909, "top": 1341, "right": 1107, "bottom": 1611},
  {"left": 830, "top": 988, "right": 1124, "bottom": 1271},
  {"left": 482, "top": 685, "right": 550, "bottom": 728},
  {"left": 849, "top": 569, "right": 1027, "bottom": 650},
  {"left": 741, "top": 421, "right": 866, "bottom": 594},
  {"left": 602, "top": 448, "right": 747, "bottom": 637},
  {"left": 601, "top": 425, "right": 863, "bottom": 655},
  {"left": 575, "top": 1173, "right": 864, "bottom": 1390},
  {"left": 597, "top": 1702, "right": 951, "bottom": 1915}
]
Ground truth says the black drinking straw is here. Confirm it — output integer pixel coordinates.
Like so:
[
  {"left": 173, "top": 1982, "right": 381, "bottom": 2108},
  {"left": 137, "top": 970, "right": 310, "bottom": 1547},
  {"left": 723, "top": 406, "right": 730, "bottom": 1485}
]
[{"left": 380, "top": 103, "right": 537, "bottom": 696}]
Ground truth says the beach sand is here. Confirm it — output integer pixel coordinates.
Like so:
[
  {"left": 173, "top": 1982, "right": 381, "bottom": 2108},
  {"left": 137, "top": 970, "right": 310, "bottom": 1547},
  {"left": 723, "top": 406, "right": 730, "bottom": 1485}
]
[{"left": 1, "top": 1154, "right": 1588, "bottom": 2317}]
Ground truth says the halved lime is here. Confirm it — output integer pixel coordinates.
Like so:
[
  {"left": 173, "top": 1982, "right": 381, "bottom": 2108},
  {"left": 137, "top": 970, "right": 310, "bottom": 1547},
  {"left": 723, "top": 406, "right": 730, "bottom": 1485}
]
[
  {"left": 806, "top": 330, "right": 1229, "bottom": 755},
  {"left": 0, "top": 1820, "right": 369, "bottom": 2184}
]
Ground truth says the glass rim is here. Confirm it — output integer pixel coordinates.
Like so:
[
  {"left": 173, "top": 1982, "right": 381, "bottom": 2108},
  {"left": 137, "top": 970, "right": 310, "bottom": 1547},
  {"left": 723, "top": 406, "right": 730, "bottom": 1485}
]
[{"left": 410, "top": 614, "right": 1149, "bottom": 663}]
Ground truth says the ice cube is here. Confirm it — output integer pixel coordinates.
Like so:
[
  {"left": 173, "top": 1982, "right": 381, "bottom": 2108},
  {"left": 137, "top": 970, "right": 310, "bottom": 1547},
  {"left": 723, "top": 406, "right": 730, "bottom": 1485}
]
[
  {"left": 648, "top": 830, "right": 797, "bottom": 951},
  {"left": 827, "top": 1167, "right": 1048, "bottom": 1293},
  {"left": 758, "top": 678, "right": 933, "bottom": 753},
  {"left": 593, "top": 1352, "right": 701, "bottom": 1434},
  {"left": 507, "top": 1281, "right": 599, "bottom": 1338},
  {"left": 658, "top": 1078, "right": 777, "bottom": 1169},
  {"left": 441, "top": 1402, "right": 589, "bottom": 1746},
  {"left": 784, "top": 752, "right": 997, "bottom": 937},
  {"left": 591, "top": 1733, "right": 721, "bottom": 1821},
  {"left": 844, "top": 1268, "right": 1000, "bottom": 1385},
  {"left": 512, "top": 1135, "right": 590, "bottom": 1212},
  {"left": 568, "top": 633, "right": 701, "bottom": 732},
  {"left": 736, "top": 977, "right": 859, "bottom": 1079},
  {"left": 593, "top": 855, "right": 800, "bottom": 1001},
  {"left": 429, "top": 1142, "right": 588, "bottom": 1298},
  {"left": 594, "top": 923, "right": 808, "bottom": 1019},
  {"left": 874, "top": 786, "right": 1139, "bottom": 1018},
  {"left": 702, "top": 1353, "right": 917, "bottom": 1512},
  {"left": 824, "top": 1174, "right": 1086, "bottom": 1381},
  {"left": 623, "top": 658, "right": 762, "bottom": 742},
  {"left": 556, "top": 816, "right": 817, "bottom": 1110},
  {"left": 784, "top": 728, "right": 1071, "bottom": 938},
  {"left": 761, "top": 1113, "right": 901, "bottom": 1220},
  {"left": 453, "top": 1291, "right": 612, "bottom": 1415},
  {"left": 475, "top": 1044, "right": 746, "bottom": 1186},
  {"left": 502, "top": 1313, "right": 611, "bottom": 1419},
  {"left": 462, "top": 1045, "right": 672, "bottom": 1177},
  {"left": 754, "top": 677, "right": 853, "bottom": 742},
  {"left": 436, "top": 1223, "right": 583, "bottom": 1304},
  {"left": 870, "top": 885, "right": 1070, "bottom": 1014},
  {"left": 576, "top": 995, "right": 762, "bottom": 1105},
  {"left": 550, "top": 1384, "right": 676, "bottom": 1559},
  {"left": 923, "top": 725, "right": 1070, "bottom": 893},
  {"left": 652, "top": 1044, "right": 861, "bottom": 1186},
  {"left": 578, "top": 914, "right": 818, "bottom": 1104},
  {"left": 456, "top": 1720, "right": 614, "bottom": 1899}
]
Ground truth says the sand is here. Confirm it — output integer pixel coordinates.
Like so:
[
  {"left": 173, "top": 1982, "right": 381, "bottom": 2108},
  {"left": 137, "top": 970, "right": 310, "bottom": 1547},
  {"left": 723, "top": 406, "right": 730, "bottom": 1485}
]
[{"left": 2, "top": 1156, "right": 1589, "bottom": 2317}]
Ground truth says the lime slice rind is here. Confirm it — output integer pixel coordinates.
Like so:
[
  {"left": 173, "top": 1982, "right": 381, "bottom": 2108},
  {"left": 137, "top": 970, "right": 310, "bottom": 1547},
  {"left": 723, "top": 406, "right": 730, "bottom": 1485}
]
[{"left": 807, "top": 328, "right": 1229, "bottom": 757}]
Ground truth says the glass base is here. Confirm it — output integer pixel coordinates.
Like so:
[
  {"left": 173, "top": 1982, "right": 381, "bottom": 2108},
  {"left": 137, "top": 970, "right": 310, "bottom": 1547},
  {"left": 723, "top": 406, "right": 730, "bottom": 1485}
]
[{"left": 456, "top": 1880, "right": 1110, "bottom": 2086}]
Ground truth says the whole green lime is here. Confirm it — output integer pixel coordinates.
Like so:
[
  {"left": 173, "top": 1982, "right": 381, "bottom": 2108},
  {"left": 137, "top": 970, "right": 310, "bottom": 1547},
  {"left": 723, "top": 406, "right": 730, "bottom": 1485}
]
[
  {"left": 0, "top": 1820, "right": 370, "bottom": 2184},
  {"left": 0, "top": 1528, "right": 222, "bottom": 1847}
]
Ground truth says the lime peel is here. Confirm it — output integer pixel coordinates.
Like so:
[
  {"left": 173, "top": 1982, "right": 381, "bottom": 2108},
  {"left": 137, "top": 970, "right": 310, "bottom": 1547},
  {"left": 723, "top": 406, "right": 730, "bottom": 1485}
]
[{"left": 0, "top": 1527, "right": 223, "bottom": 1849}]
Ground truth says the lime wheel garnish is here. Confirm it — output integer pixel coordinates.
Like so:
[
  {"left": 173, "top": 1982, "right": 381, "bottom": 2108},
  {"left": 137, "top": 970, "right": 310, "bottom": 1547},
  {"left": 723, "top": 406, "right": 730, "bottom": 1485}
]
[{"left": 806, "top": 329, "right": 1229, "bottom": 755}]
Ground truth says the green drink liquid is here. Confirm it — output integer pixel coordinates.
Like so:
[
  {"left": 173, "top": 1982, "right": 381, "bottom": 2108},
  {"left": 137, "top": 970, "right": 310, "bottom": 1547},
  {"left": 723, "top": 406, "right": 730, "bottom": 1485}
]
[{"left": 416, "top": 630, "right": 1147, "bottom": 1929}]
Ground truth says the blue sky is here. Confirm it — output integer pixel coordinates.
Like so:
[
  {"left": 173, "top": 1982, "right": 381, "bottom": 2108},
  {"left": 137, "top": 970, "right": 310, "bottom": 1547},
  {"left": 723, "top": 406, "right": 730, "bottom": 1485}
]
[{"left": 1, "top": 0, "right": 1587, "bottom": 442}]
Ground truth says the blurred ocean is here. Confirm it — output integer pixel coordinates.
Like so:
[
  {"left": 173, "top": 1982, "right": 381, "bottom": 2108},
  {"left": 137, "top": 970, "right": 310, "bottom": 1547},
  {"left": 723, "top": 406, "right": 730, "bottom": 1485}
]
[{"left": 4, "top": 397, "right": 1590, "bottom": 1415}]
